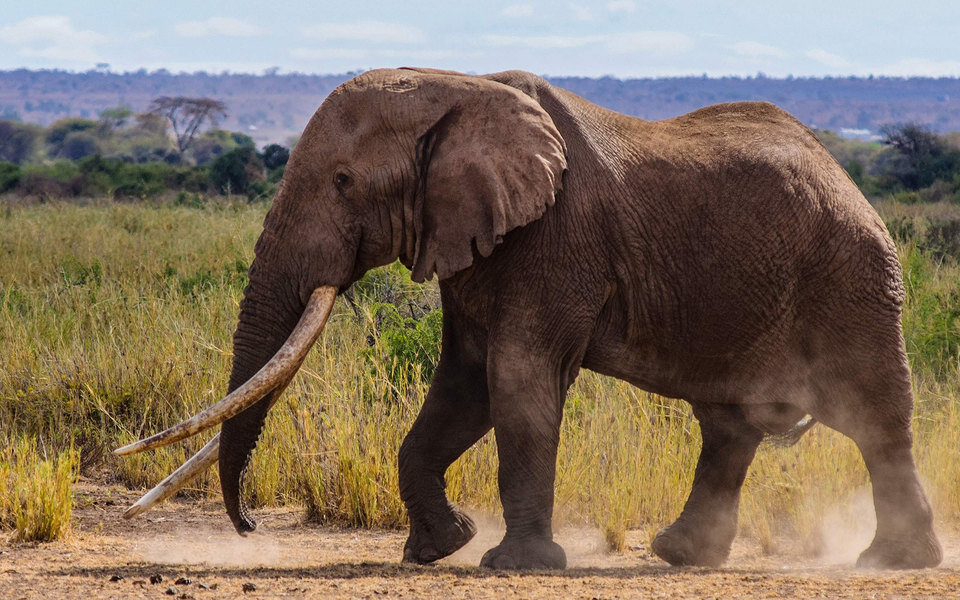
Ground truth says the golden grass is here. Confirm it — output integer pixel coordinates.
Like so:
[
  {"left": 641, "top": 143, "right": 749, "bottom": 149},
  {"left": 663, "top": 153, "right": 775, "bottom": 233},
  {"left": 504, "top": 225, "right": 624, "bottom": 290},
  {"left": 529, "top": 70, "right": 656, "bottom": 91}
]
[
  {"left": 1, "top": 202, "right": 957, "bottom": 551},
  {"left": 0, "top": 438, "right": 78, "bottom": 542}
]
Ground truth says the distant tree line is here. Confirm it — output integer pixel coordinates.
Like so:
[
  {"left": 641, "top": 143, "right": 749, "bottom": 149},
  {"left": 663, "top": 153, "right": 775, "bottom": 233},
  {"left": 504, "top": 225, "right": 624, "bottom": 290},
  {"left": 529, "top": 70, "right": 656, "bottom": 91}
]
[
  {"left": 0, "top": 97, "right": 289, "bottom": 202},
  {"left": 2, "top": 99, "right": 959, "bottom": 208}
]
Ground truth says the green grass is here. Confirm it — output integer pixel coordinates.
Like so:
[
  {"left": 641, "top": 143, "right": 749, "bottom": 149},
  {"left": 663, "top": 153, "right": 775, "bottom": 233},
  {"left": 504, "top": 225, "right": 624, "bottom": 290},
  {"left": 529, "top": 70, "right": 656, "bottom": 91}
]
[{"left": 0, "top": 202, "right": 958, "bottom": 551}]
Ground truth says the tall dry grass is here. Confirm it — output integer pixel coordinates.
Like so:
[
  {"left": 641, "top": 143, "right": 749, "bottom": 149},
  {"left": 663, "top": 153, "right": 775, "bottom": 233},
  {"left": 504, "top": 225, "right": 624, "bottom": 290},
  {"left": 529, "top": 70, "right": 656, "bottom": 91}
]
[
  {"left": 0, "top": 438, "right": 78, "bottom": 541},
  {"left": 0, "top": 202, "right": 957, "bottom": 552}
]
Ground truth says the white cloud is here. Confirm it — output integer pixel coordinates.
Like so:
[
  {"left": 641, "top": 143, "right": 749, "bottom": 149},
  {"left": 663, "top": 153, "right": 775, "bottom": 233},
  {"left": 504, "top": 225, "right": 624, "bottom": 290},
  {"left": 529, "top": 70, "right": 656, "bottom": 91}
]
[
  {"left": 175, "top": 17, "right": 264, "bottom": 38},
  {"left": 500, "top": 4, "right": 534, "bottom": 18},
  {"left": 0, "top": 16, "right": 106, "bottom": 64},
  {"left": 806, "top": 48, "right": 852, "bottom": 69},
  {"left": 301, "top": 21, "right": 426, "bottom": 45},
  {"left": 568, "top": 3, "right": 595, "bottom": 21},
  {"left": 731, "top": 41, "right": 788, "bottom": 59},
  {"left": 0, "top": 15, "right": 105, "bottom": 45},
  {"left": 606, "top": 1, "right": 636, "bottom": 12}
]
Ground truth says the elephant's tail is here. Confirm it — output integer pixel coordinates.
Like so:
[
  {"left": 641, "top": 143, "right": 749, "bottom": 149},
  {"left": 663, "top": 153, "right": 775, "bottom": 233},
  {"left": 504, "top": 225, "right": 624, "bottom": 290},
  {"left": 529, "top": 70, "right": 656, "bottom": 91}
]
[{"left": 765, "top": 415, "right": 818, "bottom": 448}]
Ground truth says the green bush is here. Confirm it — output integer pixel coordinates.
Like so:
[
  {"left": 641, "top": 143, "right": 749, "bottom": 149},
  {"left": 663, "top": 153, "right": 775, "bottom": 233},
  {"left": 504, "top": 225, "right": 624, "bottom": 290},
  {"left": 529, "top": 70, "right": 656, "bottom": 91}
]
[
  {"left": 60, "top": 131, "right": 100, "bottom": 160},
  {"left": 901, "top": 246, "right": 960, "bottom": 379},
  {"left": 365, "top": 304, "right": 443, "bottom": 392},
  {"left": 0, "top": 161, "right": 20, "bottom": 193},
  {"left": 188, "top": 129, "right": 255, "bottom": 165},
  {"left": 210, "top": 146, "right": 266, "bottom": 198},
  {"left": 0, "top": 120, "right": 40, "bottom": 164},
  {"left": 7, "top": 155, "right": 220, "bottom": 200},
  {"left": 111, "top": 163, "right": 174, "bottom": 199},
  {"left": 18, "top": 161, "right": 83, "bottom": 198},
  {"left": 261, "top": 143, "right": 290, "bottom": 170},
  {"left": 45, "top": 118, "right": 97, "bottom": 159}
]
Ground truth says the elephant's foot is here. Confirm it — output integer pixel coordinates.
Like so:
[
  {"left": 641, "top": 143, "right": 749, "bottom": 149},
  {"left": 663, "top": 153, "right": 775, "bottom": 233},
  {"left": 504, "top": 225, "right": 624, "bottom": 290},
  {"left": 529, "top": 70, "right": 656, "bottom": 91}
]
[
  {"left": 402, "top": 507, "right": 477, "bottom": 565},
  {"left": 856, "top": 531, "right": 942, "bottom": 569},
  {"left": 651, "top": 519, "right": 735, "bottom": 567},
  {"left": 480, "top": 536, "right": 566, "bottom": 570}
]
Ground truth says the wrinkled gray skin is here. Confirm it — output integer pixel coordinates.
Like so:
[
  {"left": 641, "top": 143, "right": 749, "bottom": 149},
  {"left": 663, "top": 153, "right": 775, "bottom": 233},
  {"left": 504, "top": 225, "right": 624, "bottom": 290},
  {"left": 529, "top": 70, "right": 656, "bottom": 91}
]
[{"left": 219, "top": 67, "right": 942, "bottom": 570}]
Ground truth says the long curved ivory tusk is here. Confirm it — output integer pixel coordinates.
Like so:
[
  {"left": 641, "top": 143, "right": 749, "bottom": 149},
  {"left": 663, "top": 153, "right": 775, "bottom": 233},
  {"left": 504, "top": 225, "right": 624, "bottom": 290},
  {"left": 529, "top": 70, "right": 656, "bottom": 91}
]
[
  {"left": 122, "top": 434, "right": 220, "bottom": 519},
  {"left": 114, "top": 286, "right": 337, "bottom": 456},
  {"left": 122, "top": 370, "right": 301, "bottom": 519}
]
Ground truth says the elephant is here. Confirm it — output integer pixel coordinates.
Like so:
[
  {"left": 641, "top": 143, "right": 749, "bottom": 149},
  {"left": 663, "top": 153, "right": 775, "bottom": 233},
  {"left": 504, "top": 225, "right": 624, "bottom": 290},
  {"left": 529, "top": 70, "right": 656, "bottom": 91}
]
[{"left": 117, "top": 67, "right": 942, "bottom": 570}]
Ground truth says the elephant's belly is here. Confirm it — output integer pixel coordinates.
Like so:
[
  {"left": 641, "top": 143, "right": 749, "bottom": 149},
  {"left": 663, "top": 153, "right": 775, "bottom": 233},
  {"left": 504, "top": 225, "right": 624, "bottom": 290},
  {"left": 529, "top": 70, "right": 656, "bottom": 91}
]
[
  {"left": 582, "top": 278, "right": 813, "bottom": 403},
  {"left": 581, "top": 334, "right": 812, "bottom": 405}
]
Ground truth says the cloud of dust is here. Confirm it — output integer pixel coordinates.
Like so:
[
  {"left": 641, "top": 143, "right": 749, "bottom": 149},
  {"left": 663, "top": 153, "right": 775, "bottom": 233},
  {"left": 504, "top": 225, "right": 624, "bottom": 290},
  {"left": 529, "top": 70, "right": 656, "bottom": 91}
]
[
  {"left": 137, "top": 530, "right": 289, "bottom": 567},
  {"left": 810, "top": 476, "right": 950, "bottom": 567},
  {"left": 445, "top": 512, "right": 611, "bottom": 568},
  {"left": 813, "top": 488, "right": 876, "bottom": 565}
]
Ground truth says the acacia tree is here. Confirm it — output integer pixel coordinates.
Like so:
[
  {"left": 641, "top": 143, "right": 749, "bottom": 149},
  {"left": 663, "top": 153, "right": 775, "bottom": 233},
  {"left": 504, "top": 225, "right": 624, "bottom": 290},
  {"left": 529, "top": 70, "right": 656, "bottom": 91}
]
[{"left": 150, "top": 96, "right": 227, "bottom": 157}]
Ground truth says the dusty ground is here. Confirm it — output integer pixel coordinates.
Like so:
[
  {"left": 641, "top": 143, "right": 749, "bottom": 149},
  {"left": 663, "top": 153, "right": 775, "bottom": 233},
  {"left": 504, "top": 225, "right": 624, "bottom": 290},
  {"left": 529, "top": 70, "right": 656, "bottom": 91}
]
[{"left": 2, "top": 480, "right": 960, "bottom": 599}]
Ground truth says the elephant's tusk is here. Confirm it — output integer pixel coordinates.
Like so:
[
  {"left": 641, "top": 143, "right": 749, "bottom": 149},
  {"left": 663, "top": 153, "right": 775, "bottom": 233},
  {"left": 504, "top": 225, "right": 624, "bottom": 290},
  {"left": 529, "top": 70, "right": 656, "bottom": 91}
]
[
  {"left": 122, "top": 433, "right": 220, "bottom": 519},
  {"left": 114, "top": 286, "right": 337, "bottom": 456}
]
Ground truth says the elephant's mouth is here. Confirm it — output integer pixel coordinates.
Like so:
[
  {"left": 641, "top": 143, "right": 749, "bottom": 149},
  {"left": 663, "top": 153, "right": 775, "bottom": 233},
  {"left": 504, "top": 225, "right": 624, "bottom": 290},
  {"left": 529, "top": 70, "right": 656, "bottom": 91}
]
[{"left": 114, "top": 285, "right": 338, "bottom": 518}]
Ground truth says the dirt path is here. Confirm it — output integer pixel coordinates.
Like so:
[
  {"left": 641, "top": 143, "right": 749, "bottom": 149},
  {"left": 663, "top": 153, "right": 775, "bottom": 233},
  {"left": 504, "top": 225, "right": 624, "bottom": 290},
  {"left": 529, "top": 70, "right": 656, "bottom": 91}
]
[{"left": 2, "top": 481, "right": 960, "bottom": 599}]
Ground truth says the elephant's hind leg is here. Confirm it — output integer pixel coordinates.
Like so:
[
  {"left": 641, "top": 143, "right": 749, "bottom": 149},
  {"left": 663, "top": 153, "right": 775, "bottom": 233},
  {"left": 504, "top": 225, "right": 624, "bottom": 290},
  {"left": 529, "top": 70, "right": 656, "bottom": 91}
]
[
  {"left": 811, "top": 354, "right": 941, "bottom": 569},
  {"left": 398, "top": 349, "right": 492, "bottom": 565},
  {"left": 652, "top": 402, "right": 764, "bottom": 567}
]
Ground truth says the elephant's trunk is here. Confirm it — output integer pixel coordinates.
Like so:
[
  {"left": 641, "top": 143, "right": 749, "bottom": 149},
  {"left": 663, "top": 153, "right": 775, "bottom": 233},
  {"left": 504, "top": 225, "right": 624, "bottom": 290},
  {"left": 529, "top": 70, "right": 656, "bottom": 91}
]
[
  {"left": 219, "top": 280, "right": 336, "bottom": 534},
  {"left": 219, "top": 277, "right": 291, "bottom": 534}
]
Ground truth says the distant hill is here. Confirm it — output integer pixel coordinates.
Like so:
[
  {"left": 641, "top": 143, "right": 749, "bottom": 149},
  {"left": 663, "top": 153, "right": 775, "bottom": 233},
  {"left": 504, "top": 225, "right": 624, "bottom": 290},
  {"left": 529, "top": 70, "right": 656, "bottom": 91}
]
[{"left": 2, "top": 69, "right": 959, "bottom": 146}]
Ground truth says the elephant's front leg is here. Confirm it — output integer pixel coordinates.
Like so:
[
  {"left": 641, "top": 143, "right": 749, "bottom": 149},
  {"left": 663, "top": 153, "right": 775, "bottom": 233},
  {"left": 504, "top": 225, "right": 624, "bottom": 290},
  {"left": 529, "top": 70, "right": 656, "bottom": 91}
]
[
  {"left": 652, "top": 402, "right": 764, "bottom": 567},
  {"left": 399, "top": 352, "right": 491, "bottom": 564},
  {"left": 479, "top": 346, "right": 570, "bottom": 570}
]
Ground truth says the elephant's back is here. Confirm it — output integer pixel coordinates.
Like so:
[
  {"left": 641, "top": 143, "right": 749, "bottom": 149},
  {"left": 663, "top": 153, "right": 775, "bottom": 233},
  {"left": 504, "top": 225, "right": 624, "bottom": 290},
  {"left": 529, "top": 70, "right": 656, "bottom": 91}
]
[{"left": 587, "top": 101, "right": 904, "bottom": 401}]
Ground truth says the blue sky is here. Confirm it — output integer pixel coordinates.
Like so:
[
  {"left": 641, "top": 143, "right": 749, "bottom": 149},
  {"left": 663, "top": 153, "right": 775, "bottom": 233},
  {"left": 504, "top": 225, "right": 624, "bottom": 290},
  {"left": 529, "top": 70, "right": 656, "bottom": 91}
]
[{"left": 1, "top": 1, "right": 958, "bottom": 78}]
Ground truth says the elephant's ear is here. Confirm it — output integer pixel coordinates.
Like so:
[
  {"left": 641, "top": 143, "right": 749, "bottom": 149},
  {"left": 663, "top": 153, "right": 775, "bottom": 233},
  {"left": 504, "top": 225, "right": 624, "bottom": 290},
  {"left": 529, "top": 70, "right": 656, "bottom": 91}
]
[{"left": 410, "top": 78, "right": 566, "bottom": 282}]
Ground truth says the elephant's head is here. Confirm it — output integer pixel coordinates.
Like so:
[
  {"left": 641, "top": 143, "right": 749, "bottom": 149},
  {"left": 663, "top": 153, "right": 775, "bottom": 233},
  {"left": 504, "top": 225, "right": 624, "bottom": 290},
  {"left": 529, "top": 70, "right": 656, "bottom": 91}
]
[{"left": 115, "top": 69, "right": 566, "bottom": 532}]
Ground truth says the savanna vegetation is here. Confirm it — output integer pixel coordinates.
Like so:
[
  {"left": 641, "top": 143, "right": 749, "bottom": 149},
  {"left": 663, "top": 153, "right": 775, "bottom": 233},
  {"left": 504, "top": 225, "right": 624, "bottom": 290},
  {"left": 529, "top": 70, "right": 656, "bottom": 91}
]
[
  {"left": 1, "top": 105, "right": 959, "bottom": 549},
  {"left": 0, "top": 197, "right": 957, "bottom": 550}
]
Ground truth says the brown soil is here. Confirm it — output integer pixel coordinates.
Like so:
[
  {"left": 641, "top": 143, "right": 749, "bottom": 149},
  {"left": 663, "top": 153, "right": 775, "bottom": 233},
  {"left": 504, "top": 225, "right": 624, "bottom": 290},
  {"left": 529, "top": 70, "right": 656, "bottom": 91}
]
[{"left": 2, "top": 479, "right": 960, "bottom": 599}]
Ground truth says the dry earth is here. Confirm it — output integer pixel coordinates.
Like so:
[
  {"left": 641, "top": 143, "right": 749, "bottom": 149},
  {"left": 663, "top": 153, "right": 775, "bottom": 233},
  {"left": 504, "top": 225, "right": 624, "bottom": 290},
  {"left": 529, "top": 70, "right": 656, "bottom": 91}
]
[{"left": 3, "top": 480, "right": 960, "bottom": 599}]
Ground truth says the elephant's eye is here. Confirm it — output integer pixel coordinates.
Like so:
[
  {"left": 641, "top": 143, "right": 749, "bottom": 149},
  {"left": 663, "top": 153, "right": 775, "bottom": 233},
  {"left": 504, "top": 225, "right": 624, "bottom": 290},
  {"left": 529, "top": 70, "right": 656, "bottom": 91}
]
[{"left": 334, "top": 172, "right": 351, "bottom": 189}]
